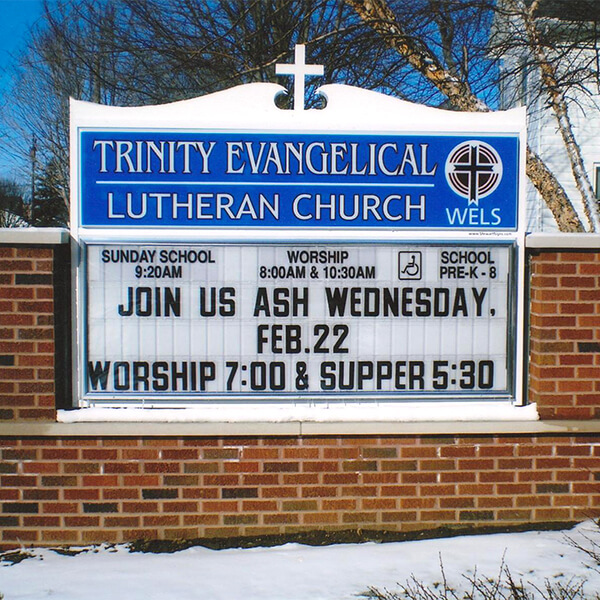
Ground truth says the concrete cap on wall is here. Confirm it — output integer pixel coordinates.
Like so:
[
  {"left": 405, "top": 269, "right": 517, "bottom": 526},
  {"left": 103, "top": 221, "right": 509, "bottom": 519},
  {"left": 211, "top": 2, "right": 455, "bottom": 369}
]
[{"left": 0, "top": 227, "right": 70, "bottom": 245}]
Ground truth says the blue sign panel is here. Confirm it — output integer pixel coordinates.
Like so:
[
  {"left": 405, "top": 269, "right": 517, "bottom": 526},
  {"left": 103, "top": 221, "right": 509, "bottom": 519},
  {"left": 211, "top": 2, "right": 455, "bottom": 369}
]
[{"left": 79, "top": 131, "right": 519, "bottom": 230}]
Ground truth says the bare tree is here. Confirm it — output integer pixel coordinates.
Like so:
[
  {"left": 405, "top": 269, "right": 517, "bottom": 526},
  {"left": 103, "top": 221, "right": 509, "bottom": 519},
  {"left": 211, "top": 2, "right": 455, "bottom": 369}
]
[
  {"left": 4, "top": 0, "right": 410, "bottom": 215},
  {"left": 5, "top": 0, "right": 598, "bottom": 231},
  {"left": 0, "top": 179, "right": 28, "bottom": 228},
  {"left": 491, "top": 0, "right": 600, "bottom": 231},
  {"left": 345, "top": 0, "right": 586, "bottom": 231}
]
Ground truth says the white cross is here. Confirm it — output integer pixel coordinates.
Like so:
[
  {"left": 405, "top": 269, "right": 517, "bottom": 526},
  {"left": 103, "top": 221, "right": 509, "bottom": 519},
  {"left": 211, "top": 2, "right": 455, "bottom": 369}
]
[{"left": 275, "top": 44, "right": 324, "bottom": 111}]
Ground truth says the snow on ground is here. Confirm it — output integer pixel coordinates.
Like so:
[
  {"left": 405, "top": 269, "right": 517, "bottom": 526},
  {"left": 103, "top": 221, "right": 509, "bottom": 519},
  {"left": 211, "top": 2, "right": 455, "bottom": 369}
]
[{"left": 1, "top": 521, "right": 600, "bottom": 600}]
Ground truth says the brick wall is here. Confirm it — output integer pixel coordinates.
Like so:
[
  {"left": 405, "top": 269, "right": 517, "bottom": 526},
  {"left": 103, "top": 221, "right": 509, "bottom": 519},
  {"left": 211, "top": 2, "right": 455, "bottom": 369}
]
[
  {"left": 1, "top": 434, "right": 598, "bottom": 548},
  {"left": 0, "top": 243, "right": 60, "bottom": 421},
  {"left": 1, "top": 231, "right": 600, "bottom": 550},
  {"left": 529, "top": 249, "right": 600, "bottom": 419}
]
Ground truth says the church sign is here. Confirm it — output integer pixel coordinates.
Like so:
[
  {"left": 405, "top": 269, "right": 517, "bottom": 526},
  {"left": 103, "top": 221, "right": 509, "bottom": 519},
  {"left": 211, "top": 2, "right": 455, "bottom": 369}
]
[
  {"left": 79, "top": 131, "right": 518, "bottom": 230},
  {"left": 71, "top": 45, "right": 526, "bottom": 407}
]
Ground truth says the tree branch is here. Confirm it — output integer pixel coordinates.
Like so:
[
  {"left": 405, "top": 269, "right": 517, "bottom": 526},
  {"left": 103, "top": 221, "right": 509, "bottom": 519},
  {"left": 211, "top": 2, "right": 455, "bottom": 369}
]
[{"left": 346, "top": 0, "right": 586, "bottom": 232}]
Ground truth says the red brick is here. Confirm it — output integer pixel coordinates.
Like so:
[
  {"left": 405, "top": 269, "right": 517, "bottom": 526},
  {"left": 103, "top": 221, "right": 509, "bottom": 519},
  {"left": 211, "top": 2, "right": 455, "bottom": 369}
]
[
  {"left": 341, "top": 511, "right": 377, "bottom": 524},
  {"left": 578, "top": 264, "right": 600, "bottom": 275},
  {"left": 363, "top": 472, "right": 398, "bottom": 484},
  {"left": 322, "top": 499, "right": 357, "bottom": 511},
  {"left": 0, "top": 259, "right": 33, "bottom": 271},
  {"left": 263, "top": 461, "right": 299, "bottom": 473},
  {"left": 162, "top": 502, "right": 199, "bottom": 513},
  {"left": 401, "top": 472, "right": 438, "bottom": 484},
  {"left": 304, "top": 461, "right": 339, "bottom": 472},
  {"left": 440, "top": 471, "right": 477, "bottom": 483},
  {"left": 203, "top": 448, "right": 240, "bottom": 459},
  {"left": 224, "top": 461, "right": 259, "bottom": 473},
  {"left": 342, "top": 485, "right": 379, "bottom": 497},
  {"left": 122, "top": 475, "right": 160, "bottom": 487},
  {"left": 104, "top": 517, "right": 141, "bottom": 528},
  {"left": 202, "top": 500, "right": 238, "bottom": 512},
  {"left": 439, "top": 446, "right": 477, "bottom": 458},
  {"left": 495, "top": 482, "right": 532, "bottom": 498},
  {"left": 531, "top": 315, "right": 577, "bottom": 328},
  {"left": 23, "top": 515, "right": 60, "bottom": 527},
  {"left": 242, "top": 474, "right": 279, "bottom": 485},
  {"left": 556, "top": 446, "right": 592, "bottom": 456},
  {"left": 103, "top": 489, "right": 140, "bottom": 500},
  {"left": 560, "top": 276, "right": 596, "bottom": 288},
  {"left": 17, "top": 248, "right": 52, "bottom": 258},
  {"left": 301, "top": 486, "right": 337, "bottom": 498},
  {"left": 382, "top": 511, "right": 418, "bottom": 523},
  {"left": 420, "top": 484, "right": 456, "bottom": 496},
  {"left": 517, "top": 470, "right": 553, "bottom": 482},
  {"left": 122, "top": 529, "right": 159, "bottom": 540},
  {"left": 303, "top": 512, "right": 340, "bottom": 525},
  {"left": 203, "top": 474, "right": 240, "bottom": 487},
  {"left": 242, "top": 447, "right": 280, "bottom": 460},
  {"left": 531, "top": 288, "right": 576, "bottom": 301},
  {"left": 283, "top": 473, "right": 318, "bottom": 485},
  {"left": 1, "top": 475, "right": 38, "bottom": 487},
  {"left": 242, "top": 500, "right": 277, "bottom": 511},
  {"left": 558, "top": 380, "right": 594, "bottom": 392},
  {"left": 104, "top": 462, "right": 140, "bottom": 474},
  {"left": 497, "top": 458, "right": 533, "bottom": 470},
  {"left": 161, "top": 449, "right": 200, "bottom": 460},
  {"left": 81, "top": 449, "right": 118, "bottom": 460},
  {"left": 0, "top": 367, "right": 35, "bottom": 380},
  {"left": 82, "top": 475, "right": 119, "bottom": 487},
  {"left": 283, "top": 447, "right": 320, "bottom": 459},
  {"left": 323, "top": 473, "right": 359, "bottom": 485},
  {"left": 143, "top": 515, "right": 180, "bottom": 527},
  {"left": 122, "top": 449, "right": 161, "bottom": 460},
  {"left": 17, "top": 301, "right": 54, "bottom": 313},
  {"left": 421, "top": 510, "right": 457, "bottom": 522},
  {"left": 440, "top": 497, "right": 476, "bottom": 509},
  {"left": 559, "top": 329, "right": 594, "bottom": 340},
  {"left": 264, "top": 513, "right": 299, "bottom": 525},
  {"left": 22, "top": 462, "right": 60, "bottom": 474},
  {"left": 535, "top": 262, "right": 577, "bottom": 275},
  {"left": 2, "top": 530, "right": 39, "bottom": 542},
  {"left": 41, "top": 502, "right": 79, "bottom": 514},
  {"left": 144, "top": 462, "right": 180, "bottom": 474},
  {"left": 64, "top": 489, "right": 101, "bottom": 501},
  {"left": 323, "top": 447, "right": 360, "bottom": 459},
  {"left": 122, "top": 502, "right": 159, "bottom": 513},
  {"left": 477, "top": 496, "right": 513, "bottom": 508},
  {"left": 534, "top": 508, "right": 572, "bottom": 520}
]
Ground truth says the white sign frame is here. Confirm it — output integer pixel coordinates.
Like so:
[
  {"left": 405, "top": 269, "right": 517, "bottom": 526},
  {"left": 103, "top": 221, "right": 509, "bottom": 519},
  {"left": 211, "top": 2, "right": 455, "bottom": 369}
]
[{"left": 71, "top": 82, "right": 527, "bottom": 411}]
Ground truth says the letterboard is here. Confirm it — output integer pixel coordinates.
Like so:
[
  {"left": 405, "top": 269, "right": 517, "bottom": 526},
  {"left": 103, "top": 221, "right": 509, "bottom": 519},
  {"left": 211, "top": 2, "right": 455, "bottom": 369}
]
[{"left": 83, "top": 242, "right": 515, "bottom": 402}]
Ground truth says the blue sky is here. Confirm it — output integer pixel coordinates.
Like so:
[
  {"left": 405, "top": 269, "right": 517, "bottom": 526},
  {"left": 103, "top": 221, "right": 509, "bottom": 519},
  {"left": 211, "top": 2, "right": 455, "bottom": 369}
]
[
  {"left": 0, "top": 0, "right": 42, "bottom": 52},
  {"left": 0, "top": 0, "right": 44, "bottom": 179},
  {"left": 0, "top": 0, "right": 44, "bottom": 92}
]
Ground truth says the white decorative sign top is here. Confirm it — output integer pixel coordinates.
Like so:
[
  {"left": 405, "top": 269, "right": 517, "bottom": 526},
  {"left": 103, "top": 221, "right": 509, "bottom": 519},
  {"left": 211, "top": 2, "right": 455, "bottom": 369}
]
[{"left": 275, "top": 44, "right": 324, "bottom": 111}]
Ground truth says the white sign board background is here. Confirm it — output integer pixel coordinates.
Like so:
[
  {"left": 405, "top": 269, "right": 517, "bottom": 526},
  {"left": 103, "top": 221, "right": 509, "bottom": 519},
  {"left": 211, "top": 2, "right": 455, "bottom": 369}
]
[{"left": 85, "top": 242, "right": 513, "bottom": 401}]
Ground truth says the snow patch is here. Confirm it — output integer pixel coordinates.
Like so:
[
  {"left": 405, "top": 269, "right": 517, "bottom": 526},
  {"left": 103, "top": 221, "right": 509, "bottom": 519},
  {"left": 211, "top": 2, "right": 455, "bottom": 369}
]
[
  {"left": 58, "top": 402, "right": 539, "bottom": 423},
  {"left": 1, "top": 521, "right": 599, "bottom": 600}
]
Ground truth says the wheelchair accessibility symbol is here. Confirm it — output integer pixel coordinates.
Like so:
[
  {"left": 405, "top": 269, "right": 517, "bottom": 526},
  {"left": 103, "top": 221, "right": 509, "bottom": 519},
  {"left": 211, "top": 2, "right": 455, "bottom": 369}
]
[{"left": 398, "top": 251, "right": 422, "bottom": 280}]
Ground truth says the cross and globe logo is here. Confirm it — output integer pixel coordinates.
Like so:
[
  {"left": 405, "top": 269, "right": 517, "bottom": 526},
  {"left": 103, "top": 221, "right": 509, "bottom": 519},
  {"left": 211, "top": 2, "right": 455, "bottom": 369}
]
[{"left": 445, "top": 141, "right": 503, "bottom": 205}]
